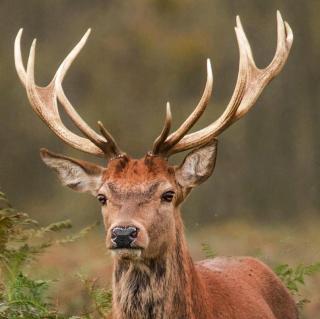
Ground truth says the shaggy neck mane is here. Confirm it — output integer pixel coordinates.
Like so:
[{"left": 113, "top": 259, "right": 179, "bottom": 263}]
[{"left": 112, "top": 213, "right": 207, "bottom": 319}]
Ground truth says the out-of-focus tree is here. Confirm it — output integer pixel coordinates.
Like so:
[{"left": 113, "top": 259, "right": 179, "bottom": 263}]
[{"left": 0, "top": 0, "right": 319, "bottom": 226}]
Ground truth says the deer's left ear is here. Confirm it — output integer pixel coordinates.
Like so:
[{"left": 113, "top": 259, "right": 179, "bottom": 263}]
[
  {"left": 175, "top": 140, "right": 218, "bottom": 189},
  {"left": 40, "top": 148, "right": 105, "bottom": 195}
]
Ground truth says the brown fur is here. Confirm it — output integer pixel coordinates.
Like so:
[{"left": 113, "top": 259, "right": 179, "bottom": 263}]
[
  {"left": 41, "top": 151, "right": 298, "bottom": 319},
  {"left": 100, "top": 156, "right": 298, "bottom": 319}
]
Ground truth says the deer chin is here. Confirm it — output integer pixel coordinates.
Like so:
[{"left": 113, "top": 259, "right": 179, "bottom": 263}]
[{"left": 110, "top": 248, "right": 143, "bottom": 260}]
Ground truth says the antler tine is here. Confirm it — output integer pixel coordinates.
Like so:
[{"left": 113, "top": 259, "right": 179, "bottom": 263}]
[
  {"left": 152, "top": 102, "right": 172, "bottom": 154},
  {"left": 14, "top": 28, "right": 27, "bottom": 85},
  {"left": 54, "top": 29, "right": 122, "bottom": 156},
  {"left": 157, "top": 11, "right": 293, "bottom": 156},
  {"left": 15, "top": 29, "right": 121, "bottom": 159},
  {"left": 231, "top": 10, "right": 293, "bottom": 121},
  {"left": 266, "top": 11, "right": 293, "bottom": 75},
  {"left": 24, "top": 37, "right": 105, "bottom": 156},
  {"left": 97, "top": 121, "right": 123, "bottom": 156},
  {"left": 154, "top": 59, "right": 213, "bottom": 154},
  {"left": 154, "top": 16, "right": 250, "bottom": 155}
]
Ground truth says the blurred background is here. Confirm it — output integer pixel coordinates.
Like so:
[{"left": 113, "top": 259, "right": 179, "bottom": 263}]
[{"left": 0, "top": 0, "right": 319, "bottom": 317}]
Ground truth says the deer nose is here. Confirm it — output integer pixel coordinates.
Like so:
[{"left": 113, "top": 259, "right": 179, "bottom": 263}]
[{"left": 111, "top": 226, "right": 138, "bottom": 249}]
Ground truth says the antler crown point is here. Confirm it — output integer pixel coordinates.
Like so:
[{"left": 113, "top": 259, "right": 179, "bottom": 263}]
[
  {"left": 206, "top": 59, "right": 213, "bottom": 77},
  {"left": 236, "top": 15, "right": 241, "bottom": 25}
]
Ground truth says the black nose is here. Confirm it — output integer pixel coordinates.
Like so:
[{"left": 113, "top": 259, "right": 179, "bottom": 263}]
[{"left": 111, "top": 226, "right": 138, "bottom": 249}]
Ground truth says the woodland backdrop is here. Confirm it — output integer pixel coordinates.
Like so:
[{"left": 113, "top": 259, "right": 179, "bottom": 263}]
[{"left": 0, "top": 1, "right": 319, "bottom": 317}]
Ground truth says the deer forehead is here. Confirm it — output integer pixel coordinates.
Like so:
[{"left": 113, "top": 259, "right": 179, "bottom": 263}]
[{"left": 102, "top": 156, "right": 177, "bottom": 191}]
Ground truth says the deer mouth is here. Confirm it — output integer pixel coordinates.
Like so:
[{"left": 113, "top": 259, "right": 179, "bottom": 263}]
[{"left": 110, "top": 247, "right": 143, "bottom": 259}]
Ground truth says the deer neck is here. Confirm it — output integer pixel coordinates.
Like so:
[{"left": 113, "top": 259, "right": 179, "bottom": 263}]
[{"left": 112, "top": 212, "right": 207, "bottom": 319}]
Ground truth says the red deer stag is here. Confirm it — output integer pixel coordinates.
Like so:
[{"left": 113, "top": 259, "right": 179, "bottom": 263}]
[{"left": 15, "top": 11, "right": 297, "bottom": 319}]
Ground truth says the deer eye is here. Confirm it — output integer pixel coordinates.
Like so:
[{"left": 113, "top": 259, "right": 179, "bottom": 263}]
[
  {"left": 97, "top": 194, "right": 107, "bottom": 205},
  {"left": 161, "top": 191, "right": 175, "bottom": 203}
]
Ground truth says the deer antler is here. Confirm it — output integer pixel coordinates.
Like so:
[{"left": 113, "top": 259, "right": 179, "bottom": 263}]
[
  {"left": 153, "top": 11, "right": 293, "bottom": 156},
  {"left": 14, "top": 29, "right": 122, "bottom": 159}
]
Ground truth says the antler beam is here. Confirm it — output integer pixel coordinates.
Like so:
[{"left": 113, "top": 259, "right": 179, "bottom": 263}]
[
  {"left": 153, "top": 11, "right": 293, "bottom": 156},
  {"left": 14, "top": 29, "right": 122, "bottom": 159}
]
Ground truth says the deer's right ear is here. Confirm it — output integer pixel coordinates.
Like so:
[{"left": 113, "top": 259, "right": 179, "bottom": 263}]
[
  {"left": 40, "top": 148, "right": 105, "bottom": 195},
  {"left": 175, "top": 140, "right": 218, "bottom": 189}
]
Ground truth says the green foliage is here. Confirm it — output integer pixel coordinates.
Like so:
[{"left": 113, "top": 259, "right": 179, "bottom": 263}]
[
  {"left": 78, "top": 274, "right": 112, "bottom": 318},
  {"left": 0, "top": 191, "right": 110, "bottom": 319},
  {"left": 201, "top": 242, "right": 216, "bottom": 259},
  {"left": 0, "top": 273, "right": 58, "bottom": 319},
  {"left": 275, "top": 262, "right": 320, "bottom": 293},
  {"left": 0, "top": 192, "right": 66, "bottom": 318},
  {"left": 275, "top": 262, "right": 320, "bottom": 309}
]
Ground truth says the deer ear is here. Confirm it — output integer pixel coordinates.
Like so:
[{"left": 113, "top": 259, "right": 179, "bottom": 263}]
[
  {"left": 40, "top": 148, "right": 105, "bottom": 195},
  {"left": 175, "top": 140, "right": 218, "bottom": 189}
]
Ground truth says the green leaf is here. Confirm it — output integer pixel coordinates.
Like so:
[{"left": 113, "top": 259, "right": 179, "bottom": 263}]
[
  {"left": 201, "top": 242, "right": 216, "bottom": 259},
  {"left": 0, "top": 191, "right": 102, "bottom": 318}
]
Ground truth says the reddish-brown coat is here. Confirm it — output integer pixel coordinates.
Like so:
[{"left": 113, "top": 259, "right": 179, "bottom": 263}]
[
  {"left": 103, "top": 155, "right": 176, "bottom": 184},
  {"left": 102, "top": 156, "right": 298, "bottom": 319}
]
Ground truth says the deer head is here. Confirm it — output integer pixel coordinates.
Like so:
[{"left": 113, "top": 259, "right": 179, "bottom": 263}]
[{"left": 14, "top": 12, "right": 293, "bottom": 261}]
